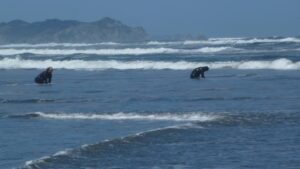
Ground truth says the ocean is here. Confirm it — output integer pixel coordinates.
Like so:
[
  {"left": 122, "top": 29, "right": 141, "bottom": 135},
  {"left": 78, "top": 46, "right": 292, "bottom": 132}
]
[{"left": 0, "top": 37, "right": 300, "bottom": 169}]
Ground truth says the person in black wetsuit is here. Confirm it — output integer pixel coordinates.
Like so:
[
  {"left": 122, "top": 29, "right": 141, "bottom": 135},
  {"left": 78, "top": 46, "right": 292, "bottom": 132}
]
[
  {"left": 190, "top": 66, "right": 209, "bottom": 79},
  {"left": 35, "top": 67, "right": 53, "bottom": 84}
]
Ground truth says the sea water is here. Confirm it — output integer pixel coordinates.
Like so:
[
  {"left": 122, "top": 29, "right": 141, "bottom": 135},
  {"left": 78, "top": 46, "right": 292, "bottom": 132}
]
[{"left": 0, "top": 37, "right": 300, "bottom": 169}]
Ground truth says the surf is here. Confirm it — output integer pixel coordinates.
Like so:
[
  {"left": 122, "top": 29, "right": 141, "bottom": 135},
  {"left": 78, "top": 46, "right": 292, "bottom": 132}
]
[
  {"left": 1, "top": 57, "right": 299, "bottom": 70},
  {"left": 9, "top": 112, "right": 220, "bottom": 122},
  {"left": 0, "top": 46, "right": 238, "bottom": 56}
]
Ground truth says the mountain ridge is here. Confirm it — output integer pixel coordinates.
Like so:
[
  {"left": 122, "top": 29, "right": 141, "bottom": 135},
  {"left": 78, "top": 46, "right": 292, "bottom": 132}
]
[{"left": 0, "top": 17, "right": 148, "bottom": 44}]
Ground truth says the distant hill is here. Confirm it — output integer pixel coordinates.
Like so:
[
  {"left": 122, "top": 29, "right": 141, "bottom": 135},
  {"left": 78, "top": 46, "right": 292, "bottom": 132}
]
[{"left": 0, "top": 17, "right": 148, "bottom": 44}]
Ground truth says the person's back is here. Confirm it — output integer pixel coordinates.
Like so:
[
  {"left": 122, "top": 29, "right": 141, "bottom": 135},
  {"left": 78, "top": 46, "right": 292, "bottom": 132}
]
[
  {"left": 35, "top": 67, "right": 53, "bottom": 84},
  {"left": 190, "top": 66, "right": 209, "bottom": 79}
]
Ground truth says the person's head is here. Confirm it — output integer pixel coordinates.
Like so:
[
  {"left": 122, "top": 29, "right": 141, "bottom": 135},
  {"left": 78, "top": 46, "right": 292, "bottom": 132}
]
[
  {"left": 203, "top": 66, "right": 209, "bottom": 71},
  {"left": 46, "top": 67, "right": 53, "bottom": 73}
]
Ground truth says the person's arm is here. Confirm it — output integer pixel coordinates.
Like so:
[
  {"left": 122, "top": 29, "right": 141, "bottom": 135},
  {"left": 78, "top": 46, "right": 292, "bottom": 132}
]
[
  {"left": 48, "top": 73, "right": 52, "bottom": 83},
  {"left": 201, "top": 71, "right": 205, "bottom": 78}
]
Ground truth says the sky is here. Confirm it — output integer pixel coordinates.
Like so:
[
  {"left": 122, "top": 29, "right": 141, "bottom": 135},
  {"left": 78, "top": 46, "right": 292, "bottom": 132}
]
[{"left": 0, "top": 0, "right": 300, "bottom": 37}]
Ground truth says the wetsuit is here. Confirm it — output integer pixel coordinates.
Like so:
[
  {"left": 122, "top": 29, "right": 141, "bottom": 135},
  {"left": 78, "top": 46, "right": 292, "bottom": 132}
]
[
  {"left": 190, "top": 66, "right": 209, "bottom": 79},
  {"left": 35, "top": 70, "right": 52, "bottom": 84}
]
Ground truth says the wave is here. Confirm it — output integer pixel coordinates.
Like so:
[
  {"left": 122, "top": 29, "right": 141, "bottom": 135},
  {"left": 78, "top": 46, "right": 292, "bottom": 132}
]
[
  {"left": 146, "top": 41, "right": 181, "bottom": 45},
  {"left": 21, "top": 123, "right": 200, "bottom": 169},
  {"left": 0, "top": 42, "right": 121, "bottom": 48},
  {"left": 1, "top": 98, "right": 56, "bottom": 104},
  {"left": 146, "top": 37, "right": 300, "bottom": 46},
  {"left": 183, "top": 37, "right": 300, "bottom": 45},
  {"left": 0, "top": 57, "right": 299, "bottom": 70},
  {"left": 11, "top": 112, "right": 219, "bottom": 122},
  {"left": 0, "top": 47, "right": 237, "bottom": 56},
  {"left": 20, "top": 111, "right": 300, "bottom": 169},
  {"left": 198, "top": 112, "right": 300, "bottom": 127},
  {"left": 2, "top": 37, "right": 300, "bottom": 50}
]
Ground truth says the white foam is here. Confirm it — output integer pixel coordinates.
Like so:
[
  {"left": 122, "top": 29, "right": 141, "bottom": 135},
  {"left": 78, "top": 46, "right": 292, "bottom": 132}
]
[
  {"left": 146, "top": 41, "right": 181, "bottom": 45},
  {"left": 24, "top": 156, "right": 50, "bottom": 166},
  {"left": 23, "top": 149, "right": 70, "bottom": 168},
  {"left": 194, "top": 46, "right": 235, "bottom": 53},
  {"left": 53, "top": 149, "right": 71, "bottom": 156},
  {"left": 0, "top": 57, "right": 299, "bottom": 70},
  {"left": 0, "top": 42, "right": 121, "bottom": 48},
  {"left": 233, "top": 58, "right": 300, "bottom": 69},
  {"left": 2, "top": 37, "right": 300, "bottom": 50},
  {"left": 145, "top": 37, "right": 300, "bottom": 46},
  {"left": 184, "top": 37, "right": 300, "bottom": 45},
  {"left": 0, "top": 47, "right": 237, "bottom": 56},
  {"left": 34, "top": 112, "right": 218, "bottom": 122}
]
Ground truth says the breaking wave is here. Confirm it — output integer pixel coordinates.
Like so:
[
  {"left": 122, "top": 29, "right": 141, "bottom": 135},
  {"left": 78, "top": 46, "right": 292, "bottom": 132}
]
[
  {"left": 184, "top": 37, "right": 300, "bottom": 45},
  {"left": 146, "top": 37, "right": 300, "bottom": 45},
  {"left": 2, "top": 37, "right": 299, "bottom": 49},
  {"left": 0, "top": 57, "right": 299, "bottom": 70},
  {"left": 13, "top": 112, "right": 219, "bottom": 122},
  {"left": 0, "top": 47, "right": 237, "bottom": 56},
  {"left": 0, "top": 42, "right": 121, "bottom": 48}
]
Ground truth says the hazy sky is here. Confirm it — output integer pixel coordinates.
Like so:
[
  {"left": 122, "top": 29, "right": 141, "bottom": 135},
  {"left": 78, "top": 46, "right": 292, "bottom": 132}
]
[{"left": 1, "top": 0, "right": 300, "bottom": 37}]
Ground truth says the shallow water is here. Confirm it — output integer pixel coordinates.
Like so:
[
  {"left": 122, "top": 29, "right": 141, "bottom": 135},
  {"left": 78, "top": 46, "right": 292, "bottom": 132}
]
[{"left": 0, "top": 37, "right": 300, "bottom": 169}]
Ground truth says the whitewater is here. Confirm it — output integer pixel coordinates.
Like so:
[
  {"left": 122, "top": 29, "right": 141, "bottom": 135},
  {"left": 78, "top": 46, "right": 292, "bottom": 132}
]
[{"left": 0, "top": 57, "right": 299, "bottom": 70}]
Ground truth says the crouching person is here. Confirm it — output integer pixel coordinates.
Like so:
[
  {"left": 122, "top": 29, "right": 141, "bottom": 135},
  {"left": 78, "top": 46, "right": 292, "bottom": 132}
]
[
  {"left": 35, "top": 67, "right": 53, "bottom": 84},
  {"left": 190, "top": 66, "right": 209, "bottom": 79}
]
